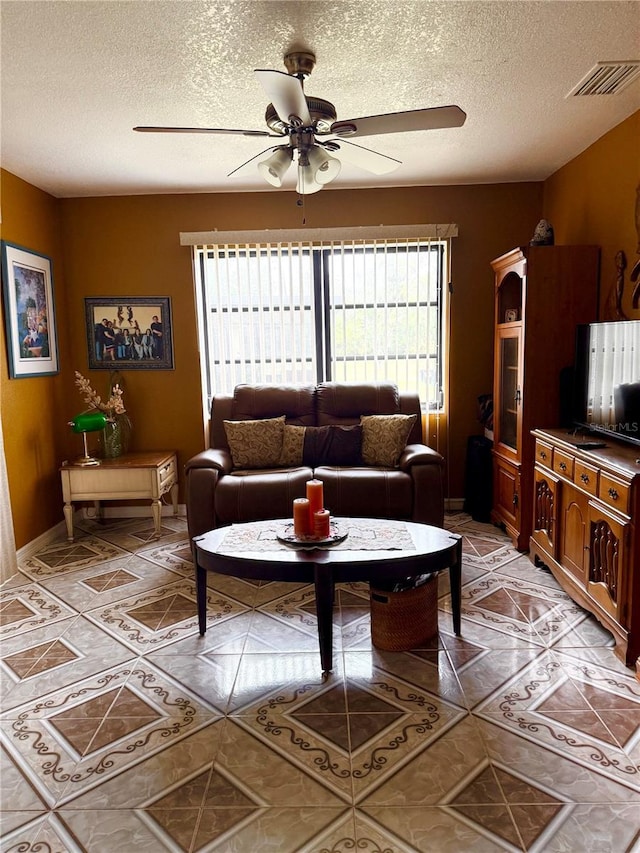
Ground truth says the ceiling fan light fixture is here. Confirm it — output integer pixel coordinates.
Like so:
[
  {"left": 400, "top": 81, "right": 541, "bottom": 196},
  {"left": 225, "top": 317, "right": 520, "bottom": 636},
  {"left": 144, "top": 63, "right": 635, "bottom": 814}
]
[
  {"left": 296, "top": 159, "right": 323, "bottom": 194},
  {"left": 257, "top": 147, "right": 293, "bottom": 187},
  {"left": 307, "top": 145, "right": 341, "bottom": 185}
]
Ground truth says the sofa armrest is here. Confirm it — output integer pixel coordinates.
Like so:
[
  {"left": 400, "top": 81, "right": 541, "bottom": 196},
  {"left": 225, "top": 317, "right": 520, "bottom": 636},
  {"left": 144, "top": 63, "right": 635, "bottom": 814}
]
[
  {"left": 185, "top": 448, "right": 234, "bottom": 475},
  {"left": 399, "top": 443, "right": 444, "bottom": 472}
]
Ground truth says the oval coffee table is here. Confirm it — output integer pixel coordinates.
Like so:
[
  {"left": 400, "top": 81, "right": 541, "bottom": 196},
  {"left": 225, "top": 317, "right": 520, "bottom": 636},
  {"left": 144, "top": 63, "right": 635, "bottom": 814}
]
[{"left": 192, "top": 518, "right": 462, "bottom": 673}]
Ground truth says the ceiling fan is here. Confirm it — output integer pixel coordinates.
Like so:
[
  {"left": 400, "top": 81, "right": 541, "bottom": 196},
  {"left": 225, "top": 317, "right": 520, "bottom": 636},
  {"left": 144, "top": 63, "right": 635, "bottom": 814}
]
[{"left": 134, "top": 51, "right": 466, "bottom": 194}]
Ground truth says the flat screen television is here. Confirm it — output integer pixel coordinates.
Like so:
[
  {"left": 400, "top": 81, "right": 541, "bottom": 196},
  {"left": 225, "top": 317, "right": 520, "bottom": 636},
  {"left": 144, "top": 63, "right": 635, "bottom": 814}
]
[{"left": 572, "top": 319, "right": 640, "bottom": 448}]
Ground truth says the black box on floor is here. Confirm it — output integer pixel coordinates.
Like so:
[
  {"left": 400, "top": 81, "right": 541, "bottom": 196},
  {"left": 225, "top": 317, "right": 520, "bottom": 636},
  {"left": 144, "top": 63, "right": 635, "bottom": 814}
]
[{"left": 464, "top": 435, "right": 493, "bottom": 522}]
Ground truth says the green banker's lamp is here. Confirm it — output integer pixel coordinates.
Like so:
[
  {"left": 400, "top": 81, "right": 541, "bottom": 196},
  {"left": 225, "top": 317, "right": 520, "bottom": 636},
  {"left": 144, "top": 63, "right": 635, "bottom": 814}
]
[{"left": 68, "top": 411, "right": 107, "bottom": 466}]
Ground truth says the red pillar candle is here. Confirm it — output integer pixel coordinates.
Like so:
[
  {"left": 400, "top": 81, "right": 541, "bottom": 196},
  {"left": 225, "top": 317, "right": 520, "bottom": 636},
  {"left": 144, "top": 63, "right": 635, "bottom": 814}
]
[
  {"left": 306, "top": 479, "right": 324, "bottom": 523},
  {"left": 314, "top": 509, "right": 331, "bottom": 539},
  {"left": 293, "top": 498, "right": 312, "bottom": 538}
]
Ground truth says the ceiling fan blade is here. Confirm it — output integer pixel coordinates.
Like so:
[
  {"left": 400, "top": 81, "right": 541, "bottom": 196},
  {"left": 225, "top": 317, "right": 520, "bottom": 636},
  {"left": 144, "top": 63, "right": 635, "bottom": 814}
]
[
  {"left": 134, "top": 125, "right": 274, "bottom": 137},
  {"left": 329, "top": 105, "right": 467, "bottom": 139},
  {"left": 320, "top": 139, "right": 401, "bottom": 175},
  {"left": 227, "top": 145, "right": 282, "bottom": 178},
  {"left": 254, "top": 69, "right": 312, "bottom": 127}
]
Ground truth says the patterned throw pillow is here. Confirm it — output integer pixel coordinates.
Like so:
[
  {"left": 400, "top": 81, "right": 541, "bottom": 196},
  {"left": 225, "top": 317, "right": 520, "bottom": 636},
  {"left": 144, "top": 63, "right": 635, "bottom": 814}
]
[
  {"left": 278, "top": 424, "right": 306, "bottom": 466},
  {"left": 360, "top": 414, "right": 417, "bottom": 467},
  {"left": 223, "top": 416, "right": 285, "bottom": 469}
]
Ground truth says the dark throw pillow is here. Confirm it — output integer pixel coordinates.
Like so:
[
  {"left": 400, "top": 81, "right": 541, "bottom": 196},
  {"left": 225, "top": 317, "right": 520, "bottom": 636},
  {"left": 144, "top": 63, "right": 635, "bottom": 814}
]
[{"left": 302, "top": 425, "right": 363, "bottom": 467}]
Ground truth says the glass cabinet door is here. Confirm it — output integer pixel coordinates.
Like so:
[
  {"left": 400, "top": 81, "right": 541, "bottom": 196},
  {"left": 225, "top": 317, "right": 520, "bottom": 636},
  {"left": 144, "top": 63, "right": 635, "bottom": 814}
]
[{"left": 495, "top": 326, "right": 522, "bottom": 456}]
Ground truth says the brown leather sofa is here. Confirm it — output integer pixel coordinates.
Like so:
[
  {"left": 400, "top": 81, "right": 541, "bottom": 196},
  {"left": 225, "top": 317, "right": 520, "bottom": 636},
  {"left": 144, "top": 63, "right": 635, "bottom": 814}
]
[{"left": 185, "top": 382, "right": 445, "bottom": 538}]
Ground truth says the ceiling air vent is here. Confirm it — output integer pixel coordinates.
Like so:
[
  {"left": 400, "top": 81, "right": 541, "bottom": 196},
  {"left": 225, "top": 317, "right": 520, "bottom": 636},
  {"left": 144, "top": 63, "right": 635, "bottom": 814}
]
[{"left": 567, "top": 61, "right": 640, "bottom": 96}]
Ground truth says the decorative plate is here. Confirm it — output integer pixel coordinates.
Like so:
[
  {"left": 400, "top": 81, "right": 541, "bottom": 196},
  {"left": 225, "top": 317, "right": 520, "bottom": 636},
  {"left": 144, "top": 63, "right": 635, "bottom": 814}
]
[{"left": 277, "top": 522, "right": 348, "bottom": 549}]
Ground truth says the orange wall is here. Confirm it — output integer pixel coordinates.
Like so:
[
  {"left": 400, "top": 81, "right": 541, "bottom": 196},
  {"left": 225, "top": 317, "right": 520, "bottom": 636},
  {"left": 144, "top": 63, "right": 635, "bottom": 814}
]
[
  {"left": 543, "top": 110, "right": 640, "bottom": 319},
  {"left": 57, "top": 183, "right": 542, "bottom": 503},
  {"left": 0, "top": 171, "right": 72, "bottom": 547},
  {"left": 3, "top": 111, "right": 635, "bottom": 551}
]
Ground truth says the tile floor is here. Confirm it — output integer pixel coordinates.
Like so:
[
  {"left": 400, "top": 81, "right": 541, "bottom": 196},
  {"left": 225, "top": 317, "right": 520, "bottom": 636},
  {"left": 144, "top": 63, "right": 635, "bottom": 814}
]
[{"left": 1, "top": 512, "right": 639, "bottom": 852}]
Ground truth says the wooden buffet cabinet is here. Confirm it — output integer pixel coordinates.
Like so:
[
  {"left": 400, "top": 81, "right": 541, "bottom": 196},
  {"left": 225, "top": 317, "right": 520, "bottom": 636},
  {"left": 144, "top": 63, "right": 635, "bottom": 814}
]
[
  {"left": 490, "top": 246, "right": 600, "bottom": 550},
  {"left": 530, "top": 428, "right": 640, "bottom": 671}
]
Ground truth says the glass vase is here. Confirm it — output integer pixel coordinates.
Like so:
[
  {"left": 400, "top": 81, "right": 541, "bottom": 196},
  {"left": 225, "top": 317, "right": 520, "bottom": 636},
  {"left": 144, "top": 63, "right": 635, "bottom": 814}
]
[{"left": 102, "top": 413, "right": 132, "bottom": 459}]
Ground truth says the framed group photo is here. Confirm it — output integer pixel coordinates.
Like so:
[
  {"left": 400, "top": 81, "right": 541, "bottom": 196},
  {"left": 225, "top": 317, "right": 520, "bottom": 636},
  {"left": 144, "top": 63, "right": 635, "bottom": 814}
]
[
  {"left": 85, "top": 296, "right": 174, "bottom": 370},
  {"left": 1, "top": 241, "right": 59, "bottom": 378}
]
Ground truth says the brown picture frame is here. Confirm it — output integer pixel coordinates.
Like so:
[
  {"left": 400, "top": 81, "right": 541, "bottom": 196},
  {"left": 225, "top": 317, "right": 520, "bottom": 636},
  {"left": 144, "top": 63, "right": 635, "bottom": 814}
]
[{"left": 84, "top": 297, "right": 174, "bottom": 370}]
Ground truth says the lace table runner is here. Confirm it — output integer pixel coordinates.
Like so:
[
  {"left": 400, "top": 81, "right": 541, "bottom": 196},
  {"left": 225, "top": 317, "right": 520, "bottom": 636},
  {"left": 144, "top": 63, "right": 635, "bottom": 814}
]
[{"left": 217, "top": 518, "right": 415, "bottom": 553}]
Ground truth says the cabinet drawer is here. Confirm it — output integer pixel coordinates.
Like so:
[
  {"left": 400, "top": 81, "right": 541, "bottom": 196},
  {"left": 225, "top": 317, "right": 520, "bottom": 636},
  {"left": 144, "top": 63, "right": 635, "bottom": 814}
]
[
  {"left": 574, "top": 460, "right": 599, "bottom": 496},
  {"left": 598, "top": 473, "right": 630, "bottom": 515},
  {"left": 159, "top": 456, "right": 177, "bottom": 489},
  {"left": 535, "top": 440, "right": 553, "bottom": 468},
  {"left": 553, "top": 449, "right": 574, "bottom": 479}
]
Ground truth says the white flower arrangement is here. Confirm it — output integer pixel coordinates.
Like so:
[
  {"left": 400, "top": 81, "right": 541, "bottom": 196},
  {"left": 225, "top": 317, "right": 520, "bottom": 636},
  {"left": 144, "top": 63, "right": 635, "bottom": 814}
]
[{"left": 74, "top": 371, "right": 126, "bottom": 421}]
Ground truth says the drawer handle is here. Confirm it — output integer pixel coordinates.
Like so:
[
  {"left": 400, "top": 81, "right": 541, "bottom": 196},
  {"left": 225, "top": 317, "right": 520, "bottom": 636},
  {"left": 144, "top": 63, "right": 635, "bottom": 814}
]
[
  {"left": 580, "top": 473, "right": 590, "bottom": 484},
  {"left": 608, "top": 487, "right": 619, "bottom": 501},
  {"left": 161, "top": 464, "right": 171, "bottom": 474},
  {"left": 539, "top": 450, "right": 547, "bottom": 460},
  {"left": 559, "top": 462, "right": 567, "bottom": 471}
]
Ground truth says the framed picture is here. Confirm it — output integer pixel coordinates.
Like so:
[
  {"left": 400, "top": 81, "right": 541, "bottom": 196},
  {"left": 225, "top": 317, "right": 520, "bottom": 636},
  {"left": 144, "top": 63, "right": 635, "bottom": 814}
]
[
  {"left": 84, "top": 297, "right": 174, "bottom": 370},
  {"left": 1, "top": 241, "right": 59, "bottom": 378}
]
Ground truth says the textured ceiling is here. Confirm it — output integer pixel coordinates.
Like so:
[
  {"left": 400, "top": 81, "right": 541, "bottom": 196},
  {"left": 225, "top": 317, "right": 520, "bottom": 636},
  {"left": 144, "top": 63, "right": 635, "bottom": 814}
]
[{"left": 1, "top": 1, "right": 638, "bottom": 198}]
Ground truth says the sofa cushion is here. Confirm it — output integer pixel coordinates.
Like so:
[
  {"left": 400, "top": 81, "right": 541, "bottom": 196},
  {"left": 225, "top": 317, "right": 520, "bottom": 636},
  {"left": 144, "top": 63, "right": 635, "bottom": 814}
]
[
  {"left": 316, "top": 466, "right": 413, "bottom": 519},
  {"left": 303, "top": 425, "right": 363, "bottom": 467},
  {"left": 278, "top": 424, "right": 363, "bottom": 467},
  {"left": 316, "top": 382, "right": 399, "bottom": 425},
  {"left": 215, "top": 467, "right": 312, "bottom": 524},
  {"left": 233, "top": 384, "right": 316, "bottom": 426},
  {"left": 360, "top": 413, "right": 417, "bottom": 467},
  {"left": 279, "top": 424, "right": 306, "bottom": 466},
  {"left": 223, "top": 416, "right": 285, "bottom": 468}
]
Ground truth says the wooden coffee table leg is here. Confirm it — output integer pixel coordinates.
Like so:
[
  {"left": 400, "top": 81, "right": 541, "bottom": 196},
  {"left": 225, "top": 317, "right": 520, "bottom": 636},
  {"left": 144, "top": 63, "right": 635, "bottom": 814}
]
[
  {"left": 193, "top": 546, "right": 208, "bottom": 635},
  {"left": 450, "top": 536, "right": 462, "bottom": 635},
  {"left": 314, "top": 563, "right": 334, "bottom": 673}
]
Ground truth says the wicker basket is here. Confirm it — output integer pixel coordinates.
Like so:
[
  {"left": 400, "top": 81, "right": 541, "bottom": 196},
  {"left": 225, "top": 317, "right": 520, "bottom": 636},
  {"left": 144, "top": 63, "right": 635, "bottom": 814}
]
[{"left": 370, "top": 577, "right": 438, "bottom": 651}]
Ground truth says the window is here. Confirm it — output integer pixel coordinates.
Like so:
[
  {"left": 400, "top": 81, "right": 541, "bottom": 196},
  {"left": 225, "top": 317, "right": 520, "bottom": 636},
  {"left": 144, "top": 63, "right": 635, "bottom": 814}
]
[{"left": 191, "top": 228, "right": 452, "bottom": 411}]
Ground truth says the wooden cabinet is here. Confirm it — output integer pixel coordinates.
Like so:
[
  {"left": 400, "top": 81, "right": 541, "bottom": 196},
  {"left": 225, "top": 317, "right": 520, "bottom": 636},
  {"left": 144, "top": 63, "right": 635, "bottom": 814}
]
[
  {"left": 490, "top": 246, "right": 599, "bottom": 549},
  {"left": 530, "top": 428, "right": 640, "bottom": 671}
]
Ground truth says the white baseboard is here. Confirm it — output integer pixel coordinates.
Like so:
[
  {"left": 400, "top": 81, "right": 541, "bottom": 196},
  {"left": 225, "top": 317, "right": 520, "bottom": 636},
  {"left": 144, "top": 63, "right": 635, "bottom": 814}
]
[
  {"left": 445, "top": 498, "right": 465, "bottom": 511},
  {"left": 17, "top": 519, "right": 69, "bottom": 562},
  {"left": 84, "top": 504, "right": 187, "bottom": 520}
]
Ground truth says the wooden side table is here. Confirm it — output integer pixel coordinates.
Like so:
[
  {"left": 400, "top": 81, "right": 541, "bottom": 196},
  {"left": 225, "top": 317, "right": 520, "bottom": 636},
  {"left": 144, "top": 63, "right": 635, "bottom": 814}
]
[{"left": 60, "top": 451, "right": 179, "bottom": 542}]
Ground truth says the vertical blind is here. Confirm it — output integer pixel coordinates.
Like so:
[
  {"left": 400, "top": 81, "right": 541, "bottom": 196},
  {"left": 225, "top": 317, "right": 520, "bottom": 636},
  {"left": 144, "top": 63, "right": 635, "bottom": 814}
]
[
  {"left": 189, "top": 227, "right": 454, "bottom": 412},
  {"left": 588, "top": 320, "right": 640, "bottom": 424}
]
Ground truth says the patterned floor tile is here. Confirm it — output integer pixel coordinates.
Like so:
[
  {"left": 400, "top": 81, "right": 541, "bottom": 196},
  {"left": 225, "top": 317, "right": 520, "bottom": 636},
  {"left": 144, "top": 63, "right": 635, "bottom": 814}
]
[
  {"left": 495, "top": 554, "right": 568, "bottom": 590},
  {"left": 0, "top": 661, "right": 220, "bottom": 807},
  {"left": 82, "top": 577, "right": 249, "bottom": 653},
  {"left": 0, "top": 744, "right": 49, "bottom": 835},
  {"left": 0, "top": 615, "right": 135, "bottom": 712},
  {"left": 3, "top": 513, "right": 638, "bottom": 853},
  {"left": 135, "top": 536, "right": 196, "bottom": 577},
  {"left": 0, "top": 584, "right": 77, "bottom": 641},
  {"left": 449, "top": 573, "right": 585, "bottom": 649},
  {"left": 478, "top": 717, "right": 640, "bottom": 805},
  {"left": 231, "top": 660, "right": 467, "bottom": 803},
  {"left": 474, "top": 655, "right": 640, "bottom": 791},
  {"left": 146, "top": 651, "right": 242, "bottom": 712},
  {"left": 228, "top": 652, "right": 344, "bottom": 713},
  {"left": 446, "top": 646, "right": 549, "bottom": 709},
  {"left": 0, "top": 812, "right": 85, "bottom": 853},
  {"left": 0, "top": 570, "right": 33, "bottom": 592},
  {"left": 244, "top": 599, "right": 340, "bottom": 656},
  {"left": 344, "top": 648, "right": 467, "bottom": 710},
  {"left": 75, "top": 514, "right": 187, "bottom": 552},
  {"left": 19, "top": 535, "right": 130, "bottom": 579},
  {"left": 35, "top": 553, "right": 187, "bottom": 612},
  {"left": 357, "top": 806, "right": 517, "bottom": 852}
]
